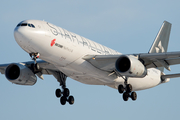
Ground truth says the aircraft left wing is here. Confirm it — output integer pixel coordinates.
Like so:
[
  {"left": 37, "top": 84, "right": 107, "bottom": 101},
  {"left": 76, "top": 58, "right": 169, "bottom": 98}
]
[{"left": 83, "top": 51, "right": 180, "bottom": 72}]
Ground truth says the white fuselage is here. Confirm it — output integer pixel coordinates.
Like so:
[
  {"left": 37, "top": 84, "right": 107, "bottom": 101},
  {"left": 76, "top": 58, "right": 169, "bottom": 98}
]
[{"left": 14, "top": 20, "right": 168, "bottom": 91}]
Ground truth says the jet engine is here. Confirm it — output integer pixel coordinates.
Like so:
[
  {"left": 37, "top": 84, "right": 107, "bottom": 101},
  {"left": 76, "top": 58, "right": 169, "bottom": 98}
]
[
  {"left": 5, "top": 63, "right": 37, "bottom": 85},
  {"left": 115, "top": 55, "right": 147, "bottom": 77}
]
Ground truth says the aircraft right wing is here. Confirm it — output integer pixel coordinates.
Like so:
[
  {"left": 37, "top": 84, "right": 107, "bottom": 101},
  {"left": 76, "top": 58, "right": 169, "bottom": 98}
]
[
  {"left": 0, "top": 60, "right": 58, "bottom": 75},
  {"left": 83, "top": 51, "right": 180, "bottom": 72},
  {"left": 83, "top": 21, "right": 180, "bottom": 78},
  {"left": 0, "top": 60, "right": 67, "bottom": 85},
  {"left": 138, "top": 51, "right": 180, "bottom": 70}
]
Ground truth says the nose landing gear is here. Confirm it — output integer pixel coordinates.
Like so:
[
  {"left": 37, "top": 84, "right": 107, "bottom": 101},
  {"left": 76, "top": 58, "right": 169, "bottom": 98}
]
[{"left": 29, "top": 53, "right": 40, "bottom": 72}]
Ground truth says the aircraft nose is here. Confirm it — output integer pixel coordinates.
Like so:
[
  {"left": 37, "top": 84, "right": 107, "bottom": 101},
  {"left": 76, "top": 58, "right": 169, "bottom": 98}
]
[
  {"left": 14, "top": 21, "right": 36, "bottom": 44},
  {"left": 14, "top": 25, "right": 33, "bottom": 51},
  {"left": 14, "top": 20, "right": 48, "bottom": 53},
  {"left": 14, "top": 27, "right": 27, "bottom": 46}
]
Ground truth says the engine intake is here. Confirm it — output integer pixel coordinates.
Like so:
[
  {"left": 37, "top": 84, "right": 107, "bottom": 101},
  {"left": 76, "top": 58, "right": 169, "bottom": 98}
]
[
  {"left": 116, "top": 57, "right": 130, "bottom": 72},
  {"left": 115, "top": 55, "right": 147, "bottom": 77},
  {"left": 5, "top": 63, "right": 37, "bottom": 85}
]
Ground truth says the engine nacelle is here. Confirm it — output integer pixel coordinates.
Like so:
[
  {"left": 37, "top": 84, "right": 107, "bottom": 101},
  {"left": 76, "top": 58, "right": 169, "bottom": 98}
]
[
  {"left": 5, "top": 63, "right": 37, "bottom": 85},
  {"left": 115, "top": 55, "right": 147, "bottom": 77}
]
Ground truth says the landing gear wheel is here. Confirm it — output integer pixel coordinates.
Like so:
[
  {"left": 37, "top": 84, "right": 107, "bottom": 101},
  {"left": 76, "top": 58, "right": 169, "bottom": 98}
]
[
  {"left": 131, "top": 92, "right": 137, "bottom": 101},
  {"left": 60, "top": 96, "right": 67, "bottom": 105},
  {"left": 118, "top": 84, "right": 124, "bottom": 94},
  {"left": 55, "top": 71, "right": 75, "bottom": 105},
  {"left": 126, "top": 84, "right": 132, "bottom": 93},
  {"left": 123, "top": 92, "right": 129, "bottom": 101},
  {"left": 63, "top": 88, "right": 70, "bottom": 97},
  {"left": 68, "top": 96, "right": 74, "bottom": 105},
  {"left": 35, "top": 63, "right": 40, "bottom": 70},
  {"left": 55, "top": 89, "right": 61, "bottom": 98}
]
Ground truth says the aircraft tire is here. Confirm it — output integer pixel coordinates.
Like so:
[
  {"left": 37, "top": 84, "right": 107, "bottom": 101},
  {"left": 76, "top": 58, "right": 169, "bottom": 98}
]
[
  {"left": 123, "top": 92, "right": 129, "bottom": 101},
  {"left": 35, "top": 63, "right": 40, "bottom": 70},
  {"left": 60, "top": 96, "right": 67, "bottom": 105},
  {"left": 118, "top": 84, "right": 124, "bottom": 94},
  {"left": 126, "top": 84, "right": 132, "bottom": 93},
  {"left": 68, "top": 96, "right": 74, "bottom": 105},
  {"left": 63, "top": 88, "right": 70, "bottom": 97},
  {"left": 131, "top": 92, "right": 137, "bottom": 101},
  {"left": 55, "top": 89, "right": 61, "bottom": 98}
]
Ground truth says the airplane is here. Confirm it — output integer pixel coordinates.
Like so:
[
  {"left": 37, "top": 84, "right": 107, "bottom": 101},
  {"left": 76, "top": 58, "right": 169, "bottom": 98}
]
[{"left": 0, "top": 20, "right": 180, "bottom": 105}]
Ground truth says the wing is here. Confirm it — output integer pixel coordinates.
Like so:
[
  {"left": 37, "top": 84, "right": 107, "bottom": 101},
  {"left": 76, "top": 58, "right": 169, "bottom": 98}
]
[
  {"left": 139, "top": 51, "right": 180, "bottom": 71},
  {"left": 83, "top": 21, "right": 176, "bottom": 73},
  {"left": 0, "top": 60, "right": 61, "bottom": 80},
  {"left": 83, "top": 51, "right": 180, "bottom": 72}
]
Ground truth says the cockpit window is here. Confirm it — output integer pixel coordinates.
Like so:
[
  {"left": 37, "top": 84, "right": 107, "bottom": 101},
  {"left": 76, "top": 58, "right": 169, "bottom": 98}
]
[
  {"left": 28, "top": 24, "right": 31, "bottom": 27},
  {"left": 31, "top": 24, "right": 35, "bottom": 28},
  {"left": 17, "top": 23, "right": 21, "bottom": 27},
  {"left": 21, "top": 23, "right": 27, "bottom": 26},
  {"left": 16, "top": 23, "right": 35, "bottom": 28}
]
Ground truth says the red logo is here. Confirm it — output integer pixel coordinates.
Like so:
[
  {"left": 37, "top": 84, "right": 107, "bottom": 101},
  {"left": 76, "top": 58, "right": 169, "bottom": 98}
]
[{"left": 51, "top": 39, "right": 56, "bottom": 47}]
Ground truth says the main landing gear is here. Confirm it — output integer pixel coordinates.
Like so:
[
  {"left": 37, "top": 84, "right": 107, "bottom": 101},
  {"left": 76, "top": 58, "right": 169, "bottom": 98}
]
[
  {"left": 56, "top": 87, "right": 74, "bottom": 105},
  {"left": 29, "top": 52, "right": 74, "bottom": 105},
  {"left": 55, "top": 71, "right": 74, "bottom": 105},
  {"left": 118, "top": 77, "right": 137, "bottom": 101}
]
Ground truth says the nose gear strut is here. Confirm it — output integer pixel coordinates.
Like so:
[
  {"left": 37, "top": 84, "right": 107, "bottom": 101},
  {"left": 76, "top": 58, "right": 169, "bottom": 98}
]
[{"left": 29, "top": 53, "right": 40, "bottom": 73}]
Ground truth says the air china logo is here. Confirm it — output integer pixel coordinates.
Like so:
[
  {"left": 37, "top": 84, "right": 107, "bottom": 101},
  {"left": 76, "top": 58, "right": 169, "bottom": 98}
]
[
  {"left": 51, "top": 39, "right": 63, "bottom": 48},
  {"left": 51, "top": 39, "right": 56, "bottom": 47},
  {"left": 50, "top": 39, "right": 73, "bottom": 52}
]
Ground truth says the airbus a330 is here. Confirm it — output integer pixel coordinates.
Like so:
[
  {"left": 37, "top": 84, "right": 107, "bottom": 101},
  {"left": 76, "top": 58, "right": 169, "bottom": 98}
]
[{"left": 1, "top": 20, "right": 180, "bottom": 105}]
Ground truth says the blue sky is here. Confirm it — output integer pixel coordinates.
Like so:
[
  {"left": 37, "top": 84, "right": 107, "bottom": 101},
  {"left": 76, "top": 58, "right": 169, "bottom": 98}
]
[{"left": 1, "top": 0, "right": 180, "bottom": 120}]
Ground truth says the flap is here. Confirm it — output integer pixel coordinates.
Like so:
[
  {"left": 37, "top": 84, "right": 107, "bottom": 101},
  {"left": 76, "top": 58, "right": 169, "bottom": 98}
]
[{"left": 83, "top": 55, "right": 121, "bottom": 71}]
